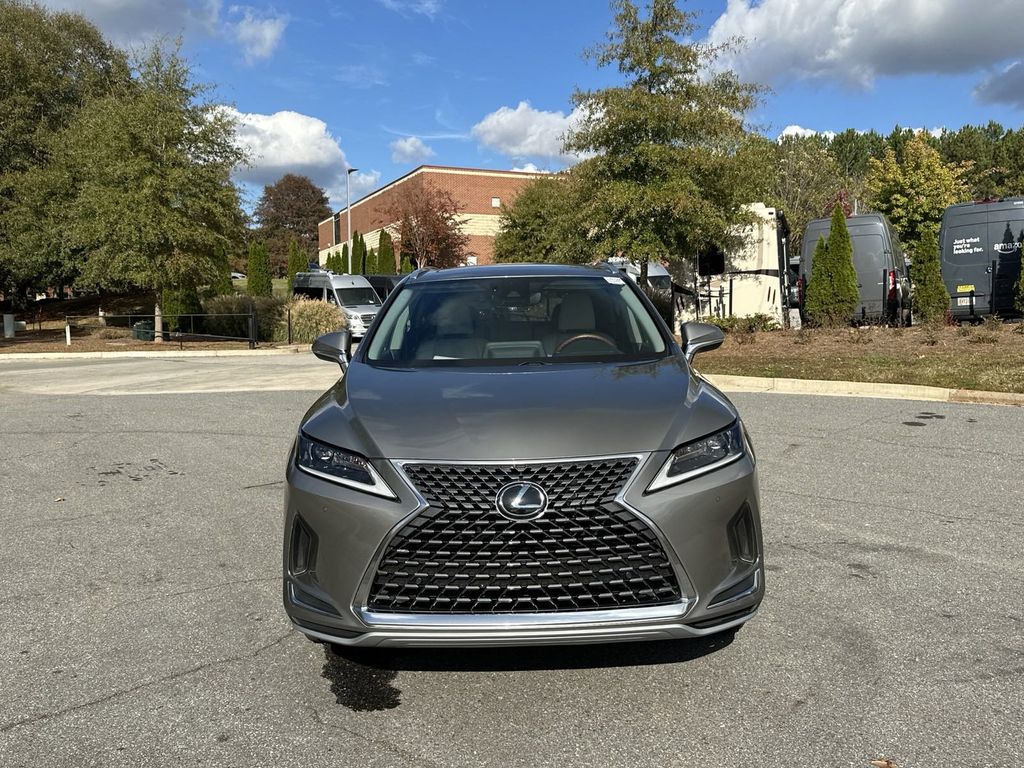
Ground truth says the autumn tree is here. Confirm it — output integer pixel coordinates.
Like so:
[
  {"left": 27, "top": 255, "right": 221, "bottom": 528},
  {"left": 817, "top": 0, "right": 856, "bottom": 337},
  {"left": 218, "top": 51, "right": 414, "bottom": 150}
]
[
  {"left": 253, "top": 173, "right": 331, "bottom": 273},
  {"left": 865, "top": 133, "right": 971, "bottom": 253},
  {"left": 563, "top": 0, "right": 765, "bottom": 284},
  {"left": 382, "top": 179, "right": 469, "bottom": 269}
]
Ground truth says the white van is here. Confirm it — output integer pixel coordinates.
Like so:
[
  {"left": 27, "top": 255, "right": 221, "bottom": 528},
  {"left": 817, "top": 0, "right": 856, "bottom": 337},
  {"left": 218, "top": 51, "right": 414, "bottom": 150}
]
[{"left": 292, "top": 272, "right": 382, "bottom": 337}]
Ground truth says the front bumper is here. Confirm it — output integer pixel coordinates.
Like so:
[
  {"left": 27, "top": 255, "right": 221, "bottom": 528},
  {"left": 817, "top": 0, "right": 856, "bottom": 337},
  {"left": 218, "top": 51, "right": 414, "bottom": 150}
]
[{"left": 282, "top": 447, "right": 764, "bottom": 648}]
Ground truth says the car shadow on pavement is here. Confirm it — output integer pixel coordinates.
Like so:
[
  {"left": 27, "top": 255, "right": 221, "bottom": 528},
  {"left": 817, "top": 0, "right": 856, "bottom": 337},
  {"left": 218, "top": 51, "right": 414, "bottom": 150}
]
[{"left": 321, "top": 631, "right": 737, "bottom": 711}]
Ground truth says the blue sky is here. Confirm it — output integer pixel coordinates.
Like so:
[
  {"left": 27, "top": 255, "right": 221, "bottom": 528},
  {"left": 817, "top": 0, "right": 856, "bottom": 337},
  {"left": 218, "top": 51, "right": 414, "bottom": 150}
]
[{"left": 40, "top": 1, "right": 1024, "bottom": 210}]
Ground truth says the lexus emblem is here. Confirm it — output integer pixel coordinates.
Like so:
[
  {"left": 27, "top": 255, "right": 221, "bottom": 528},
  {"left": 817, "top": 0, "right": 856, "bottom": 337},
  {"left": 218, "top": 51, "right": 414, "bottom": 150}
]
[{"left": 495, "top": 482, "right": 548, "bottom": 521}]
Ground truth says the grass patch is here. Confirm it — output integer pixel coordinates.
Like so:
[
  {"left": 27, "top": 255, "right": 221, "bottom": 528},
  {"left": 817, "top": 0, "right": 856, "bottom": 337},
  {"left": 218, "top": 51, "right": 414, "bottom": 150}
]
[
  {"left": 231, "top": 278, "right": 290, "bottom": 299},
  {"left": 697, "top": 323, "right": 1024, "bottom": 393}
]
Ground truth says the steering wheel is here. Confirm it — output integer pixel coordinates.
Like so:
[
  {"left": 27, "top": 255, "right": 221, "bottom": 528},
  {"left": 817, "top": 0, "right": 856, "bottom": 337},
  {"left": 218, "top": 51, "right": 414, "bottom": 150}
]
[{"left": 554, "top": 333, "right": 619, "bottom": 355}]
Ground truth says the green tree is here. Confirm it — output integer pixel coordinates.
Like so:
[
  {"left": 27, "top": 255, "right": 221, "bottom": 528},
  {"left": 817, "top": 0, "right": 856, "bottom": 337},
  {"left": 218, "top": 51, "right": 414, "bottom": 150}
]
[
  {"left": 57, "top": 43, "right": 246, "bottom": 337},
  {"left": 804, "top": 206, "right": 859, "bottom": 326},
  {"left": 246, "top": 241, "right": 272, "bottom": 297},
  {"left": 494, "top": 176, "right": 589, "bottom": 264},
  {"left": 209, "top": 243, "right": 234, "bottom": 295},
  {"left": 161, "top": 283, "right": 202, "bottom": 335},
  {"left": 758, "top": 135, "right": 843, "bottom": 257},
  {"left": 865, "top": 133, "right": 971, "bottom": 253},
  {"left": 828, "top": 128, "right": 886, "bottom": 185},
  {"left": 0, "top": 0, "right": 130, "bottom": 303},
  {"left": 910, "top": 227, "right": 949, "bottom": 323},
  {"left": 286, "top": 238, "right": 306, "bottom": 288},
  {"left": 377, "top": 229, "right": 396, "bottom": 273},
  {"left": 563, "top": 0, "right": 764, "bottom": 283}
]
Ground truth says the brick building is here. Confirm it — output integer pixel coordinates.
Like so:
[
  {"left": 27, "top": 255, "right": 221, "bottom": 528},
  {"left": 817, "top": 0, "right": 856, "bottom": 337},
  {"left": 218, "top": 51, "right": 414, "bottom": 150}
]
[{"left": 317, "top": 165, "right": 543, "bottom": 268}]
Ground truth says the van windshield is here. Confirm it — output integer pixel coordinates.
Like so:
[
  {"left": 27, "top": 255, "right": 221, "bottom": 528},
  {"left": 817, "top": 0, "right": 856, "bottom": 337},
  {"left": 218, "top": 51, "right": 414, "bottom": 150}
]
[
  {"left": 337, "top": 288, "right": 381, "bottom": 306},
  {"left": 364, "top": 275, "right": 668, "bottom": 367}
]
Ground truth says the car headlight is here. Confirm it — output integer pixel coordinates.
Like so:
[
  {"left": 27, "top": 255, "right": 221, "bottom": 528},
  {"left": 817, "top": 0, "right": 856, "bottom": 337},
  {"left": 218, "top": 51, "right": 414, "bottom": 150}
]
[
  {"left": 296, "top": 434, "right": 396, "bottom": 499},
  {"left": 647, "top": 422, "right": 745, "bottom": 492}
]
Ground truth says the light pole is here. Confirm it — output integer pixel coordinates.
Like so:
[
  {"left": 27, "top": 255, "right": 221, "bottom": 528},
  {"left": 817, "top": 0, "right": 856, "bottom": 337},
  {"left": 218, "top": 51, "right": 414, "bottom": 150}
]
[{"left": 345, "top": 167, "right": 358, "bottom": 274}]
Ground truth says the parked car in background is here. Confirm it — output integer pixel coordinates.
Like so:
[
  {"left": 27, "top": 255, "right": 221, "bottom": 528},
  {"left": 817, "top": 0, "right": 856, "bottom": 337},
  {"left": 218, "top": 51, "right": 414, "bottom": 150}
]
[
  {"left": 230, "top": 271, "right": 246, "bottom": 280},
  {"left": 798, "top": 212, "right": 912, "bottom": 324},
  {"left": 291, "top": 271, "right": 382, "bottom": 338},
  {"left": 939, "top": 197, "right": 1024, "bottom": 320},
  {"left": 365, "top": 274, "right": 405, "bottom": 302},
  {"left": 283, "top": 263, "right": 764, "bottom": 648}
]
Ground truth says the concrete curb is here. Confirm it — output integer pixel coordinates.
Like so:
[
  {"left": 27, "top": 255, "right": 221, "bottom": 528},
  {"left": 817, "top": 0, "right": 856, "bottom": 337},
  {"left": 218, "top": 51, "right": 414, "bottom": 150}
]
[
  {"left": 0, "top": 346, "right": 306, "bottom": 361},
  {"left": 704, "top": 373, "right": 1024, "bottom": 407}
]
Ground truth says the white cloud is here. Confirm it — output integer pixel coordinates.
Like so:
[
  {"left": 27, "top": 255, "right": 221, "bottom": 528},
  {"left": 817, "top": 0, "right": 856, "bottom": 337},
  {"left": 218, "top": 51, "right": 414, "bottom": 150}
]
[
  {"left": 390, "top": 136, "right": 435, "bottom": 164},
  {"left": 975, "top": 61, "right": 1024, "bottom": 108},
  {"left": 38, "top": 0, "right": 287, "bottom": 63},
  {"left": 377, "top": 0, "right": 442, "bottom": 19},
  {"left": 471, "top": 101, "right": 586, "bottom": 164},
  {"left": 708, "top": 0, "right": 1024, "bottom": 89},
  {"left": 510, "top": 163, "right": 552, "bottom": 174},
  {"left": 227, "top": 6, "right": 287, "bottom": 64},
  {"left": 39, "top": 0, "right": 219, "bottom": 44},
  {"left": 778, "top": 125, "right": 836, "bottom": 140},
  {"left": 227, "top": 108, "right": 379, "bottom": 208}
]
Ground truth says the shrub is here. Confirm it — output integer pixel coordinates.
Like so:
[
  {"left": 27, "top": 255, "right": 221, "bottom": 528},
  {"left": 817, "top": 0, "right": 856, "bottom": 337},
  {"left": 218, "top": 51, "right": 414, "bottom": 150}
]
[
  {"left": 161, "top": 284, "right": 203, "bottom": 335},
  {"left": 804, "top": 206, "right": 859, "bottom": 327},
  {"left": 246, "top": 241, "right": 273, "bottom": 297},
  {"left": 910, "top": 228, "right": 949, "bottom": 323},
  {"left": 281, "top": 296, "right": 347, "bottom": 344},
  {"left": 201, "top": 294, "right": 283, "bottom": 342},
  {"left": 704, "top": 313, "right": 779, "bottom": 334},
  {"left": 95, "top": 327, "right": 131, "bottom": 339}
]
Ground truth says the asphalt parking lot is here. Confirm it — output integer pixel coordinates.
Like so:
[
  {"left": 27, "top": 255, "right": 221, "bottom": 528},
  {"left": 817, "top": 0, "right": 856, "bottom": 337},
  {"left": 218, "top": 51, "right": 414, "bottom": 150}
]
[{"left": 1, "top": 356, "right": 1021, "bottom": 767}]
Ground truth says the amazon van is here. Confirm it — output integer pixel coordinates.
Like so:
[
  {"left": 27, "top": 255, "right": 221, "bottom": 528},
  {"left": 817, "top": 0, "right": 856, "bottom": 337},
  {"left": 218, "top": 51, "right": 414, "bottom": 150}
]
[{"left": 939, "top": 198, "right": 1024, "bottom": 319}]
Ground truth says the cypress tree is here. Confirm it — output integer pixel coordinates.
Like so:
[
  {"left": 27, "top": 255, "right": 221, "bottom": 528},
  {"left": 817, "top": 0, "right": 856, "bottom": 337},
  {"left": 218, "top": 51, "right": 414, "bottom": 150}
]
[
  {"left": 286, "top": 238, "right": 306, "bottom": 288},
  {"left": 911, "top": 228, "right": 949, "bottom": 322},
  {"left": 246, "top": 240, "right": 273, "bottom": 297},
  {"left": 339, "top": 242, "right": 349, "bottom": 273},
  {"left": 804, "top": 205, "right": 860, "bottom": 326},
  {"left": 378, "top": 230, "right": 396, "bottom": 274}
]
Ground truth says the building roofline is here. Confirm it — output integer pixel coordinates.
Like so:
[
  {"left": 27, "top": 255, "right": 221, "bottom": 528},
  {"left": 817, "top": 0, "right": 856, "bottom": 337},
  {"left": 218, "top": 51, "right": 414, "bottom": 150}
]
[{"left": 318, "top": 164, "right": 552, "bottom": 226}]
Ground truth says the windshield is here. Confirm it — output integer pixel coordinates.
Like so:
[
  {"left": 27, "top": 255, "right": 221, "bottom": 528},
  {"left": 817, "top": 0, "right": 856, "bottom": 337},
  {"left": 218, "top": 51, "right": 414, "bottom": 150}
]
[
  {"left": 365, "top": 275, "right": 668, "bottom": 367},
  {"left": 336, "top": 287, "right": 381, "bottom": 306},
  {"left": 648, "top": 275, "right": 671, "bottom": 292}
]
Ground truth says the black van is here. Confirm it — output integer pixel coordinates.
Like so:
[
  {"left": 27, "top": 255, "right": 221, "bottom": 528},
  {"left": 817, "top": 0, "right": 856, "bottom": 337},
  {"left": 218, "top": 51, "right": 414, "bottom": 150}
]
[
  {"left": 365, "top": 274, "right": 405, "bottom": 302},
  {"left": 939, "top": 198, "right": 1024, "bottom": 319},
  {"left": 798, "top": 213, "right": 912, "bottom": 324}
]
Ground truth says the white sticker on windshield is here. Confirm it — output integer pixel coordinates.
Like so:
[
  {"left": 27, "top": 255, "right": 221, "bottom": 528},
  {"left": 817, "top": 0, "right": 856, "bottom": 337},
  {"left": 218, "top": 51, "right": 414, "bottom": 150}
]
[{"left": 604, "top": 276, "right": 624, "bottom": 284}]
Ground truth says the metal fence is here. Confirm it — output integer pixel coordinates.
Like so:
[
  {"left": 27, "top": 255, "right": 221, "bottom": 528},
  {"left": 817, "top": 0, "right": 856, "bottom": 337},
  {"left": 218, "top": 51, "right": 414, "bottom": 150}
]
[{"left": 65, "top": 310, "right": 260, "bottom": 349}]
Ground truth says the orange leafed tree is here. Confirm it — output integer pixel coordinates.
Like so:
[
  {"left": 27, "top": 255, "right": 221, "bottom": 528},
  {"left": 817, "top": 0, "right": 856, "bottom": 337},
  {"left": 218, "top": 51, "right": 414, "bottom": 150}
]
[{"left": 380, "top": 178, "right": 470, "bottom": 270}]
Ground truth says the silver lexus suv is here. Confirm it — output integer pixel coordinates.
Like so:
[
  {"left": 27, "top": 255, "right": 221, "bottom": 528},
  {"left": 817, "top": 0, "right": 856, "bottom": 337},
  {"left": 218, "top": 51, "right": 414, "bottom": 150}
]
[{"left": 283, "top": 264, "right": 763, "bottom": 647}]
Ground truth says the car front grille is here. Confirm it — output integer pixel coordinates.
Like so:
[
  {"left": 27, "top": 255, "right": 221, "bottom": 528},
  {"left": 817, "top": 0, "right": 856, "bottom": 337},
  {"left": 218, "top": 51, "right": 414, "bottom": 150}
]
[
  {"left": 366, "top": 458, "right": 682, "bottom": 614},
  {"left": 360, "top": 313, "right": 376, "bottom": 324}
]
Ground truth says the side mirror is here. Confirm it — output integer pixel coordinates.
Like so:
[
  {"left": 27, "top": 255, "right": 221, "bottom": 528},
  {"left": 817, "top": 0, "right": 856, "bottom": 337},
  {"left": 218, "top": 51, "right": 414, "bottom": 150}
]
[
  {"left": 681, "top": 322, "right": 725, "bottom": 363},
  {"left": 311, "top": 330, "right": 352, "bottom": 371}
]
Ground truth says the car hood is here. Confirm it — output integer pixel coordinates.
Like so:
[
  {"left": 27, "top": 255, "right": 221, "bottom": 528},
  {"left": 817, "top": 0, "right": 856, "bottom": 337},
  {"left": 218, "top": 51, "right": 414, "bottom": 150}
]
[
  {"left": 342, "top": 304, "right": 381, "bottom": 315},
  {"left": 300, "top": 357, "right": 738, "bottom": 461}
]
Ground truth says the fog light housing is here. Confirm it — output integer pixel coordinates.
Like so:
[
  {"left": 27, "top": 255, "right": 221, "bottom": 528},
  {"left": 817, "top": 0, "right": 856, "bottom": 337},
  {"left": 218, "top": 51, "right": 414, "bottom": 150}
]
[
  {"left": 728, "top": 503, "right": 758, "bottom": 564},
  {"left": 290, "top": 516, "right": 317, "bottom": 575}
]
